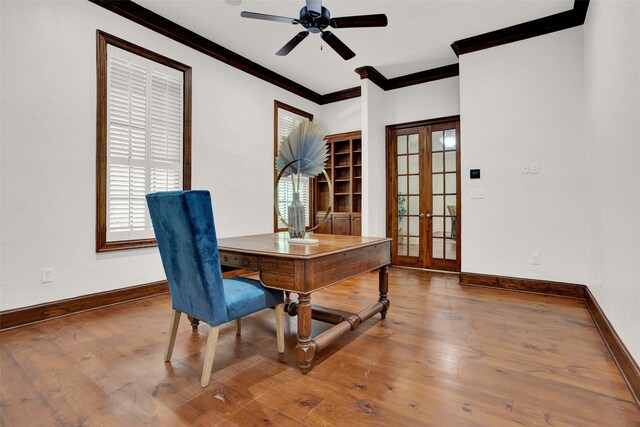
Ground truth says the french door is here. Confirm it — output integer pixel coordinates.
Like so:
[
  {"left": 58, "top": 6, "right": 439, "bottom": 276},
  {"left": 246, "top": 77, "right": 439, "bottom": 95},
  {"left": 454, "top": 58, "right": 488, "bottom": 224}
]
[{"left": 386, "top": 117, "right": 461, "bottom": 272}]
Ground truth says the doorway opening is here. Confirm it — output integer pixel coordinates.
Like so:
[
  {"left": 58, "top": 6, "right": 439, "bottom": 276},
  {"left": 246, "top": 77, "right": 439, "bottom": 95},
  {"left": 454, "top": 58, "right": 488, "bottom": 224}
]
[{"left": 386, "top": 116, "right": 461, "bottom": 272}]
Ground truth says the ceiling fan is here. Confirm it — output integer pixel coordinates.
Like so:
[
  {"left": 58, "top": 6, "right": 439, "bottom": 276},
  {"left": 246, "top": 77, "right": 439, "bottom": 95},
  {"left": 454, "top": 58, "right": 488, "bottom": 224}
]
[{"left": 240, "top": 0, "right": 388, "bottom": 60}]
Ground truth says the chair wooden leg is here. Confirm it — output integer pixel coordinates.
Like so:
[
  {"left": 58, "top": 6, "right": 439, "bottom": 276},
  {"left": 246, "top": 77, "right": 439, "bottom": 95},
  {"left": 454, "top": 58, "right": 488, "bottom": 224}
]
[
  {"left": 200, "top": 325, "right": 220, "bottom": 388},
  {"left": 164, "top": 309, "right": 181, "bottom": 362},
  {"left": 236, "top": 318, "right": 242, "bottom": 336},
  {"left": 275, "top": 303, "right": 285, "bottom": 355}
]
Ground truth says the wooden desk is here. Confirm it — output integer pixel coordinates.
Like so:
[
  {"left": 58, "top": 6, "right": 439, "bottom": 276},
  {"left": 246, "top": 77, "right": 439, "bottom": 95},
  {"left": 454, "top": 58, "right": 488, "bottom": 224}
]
[{"left": 217, "top": 232, "right": 391, "bottom": 372}]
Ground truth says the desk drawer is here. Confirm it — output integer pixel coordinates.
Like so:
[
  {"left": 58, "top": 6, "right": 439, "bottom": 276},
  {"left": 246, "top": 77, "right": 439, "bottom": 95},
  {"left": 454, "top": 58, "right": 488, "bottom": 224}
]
[{"left": 219, "top": 252, "right": 259, "bottom": 270}]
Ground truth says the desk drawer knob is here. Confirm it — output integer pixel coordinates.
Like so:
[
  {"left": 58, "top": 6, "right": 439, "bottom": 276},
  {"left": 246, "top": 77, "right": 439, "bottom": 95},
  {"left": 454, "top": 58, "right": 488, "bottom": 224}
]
[
  {"left": 243, "top": 259, "right": 249, "bottom": 266},
  {"left": 223, "top": 255, "right": 228, "bottom": 262}
]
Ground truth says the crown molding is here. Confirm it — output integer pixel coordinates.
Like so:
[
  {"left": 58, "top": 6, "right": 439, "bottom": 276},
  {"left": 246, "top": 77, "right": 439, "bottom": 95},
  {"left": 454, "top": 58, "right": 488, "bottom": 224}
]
[
  {"left": 354, "top": 66, "right": 389, "bottom": 90},
  {"left": 89, "top": 0, "right": 589, "bottom": 105},
  {"left": 318, "top": 86, "right": 362, "bottom": 105},
  {"left": 386, "top": 64, "right": 459, "bottom": 90},
  {"left": 88, "top": 0, "right": 322, "bottom": 104},
  {"left": 354, "top": 64, "right": 459, "bottom": 92},
  {"left": 451, "top": 0, "right": 590, "bottom": 56}
]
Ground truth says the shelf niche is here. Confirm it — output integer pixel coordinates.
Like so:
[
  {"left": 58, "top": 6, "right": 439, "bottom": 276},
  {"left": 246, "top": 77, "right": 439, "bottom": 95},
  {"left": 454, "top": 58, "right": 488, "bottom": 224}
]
[{"left": 314, "top": 131, "right": 362, "bottom": 236}]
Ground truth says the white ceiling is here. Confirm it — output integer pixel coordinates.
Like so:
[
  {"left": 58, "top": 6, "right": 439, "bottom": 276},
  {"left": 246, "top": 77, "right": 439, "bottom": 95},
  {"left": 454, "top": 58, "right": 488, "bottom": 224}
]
[{"left": 136, "top": 0, "right": 574, "bottom": 94}]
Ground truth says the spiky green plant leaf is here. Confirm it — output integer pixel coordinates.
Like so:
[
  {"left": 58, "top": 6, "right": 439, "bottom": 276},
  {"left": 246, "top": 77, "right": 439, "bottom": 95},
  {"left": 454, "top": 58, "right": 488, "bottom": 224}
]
[{"left": 276, "top": 119, "right": 329, "bottom": 178}]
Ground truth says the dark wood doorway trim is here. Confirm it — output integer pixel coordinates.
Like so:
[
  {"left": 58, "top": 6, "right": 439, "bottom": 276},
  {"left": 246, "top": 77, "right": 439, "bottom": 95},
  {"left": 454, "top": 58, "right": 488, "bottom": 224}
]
[{"left": 386, "top": 116, "right": 461, "bottom": 271}]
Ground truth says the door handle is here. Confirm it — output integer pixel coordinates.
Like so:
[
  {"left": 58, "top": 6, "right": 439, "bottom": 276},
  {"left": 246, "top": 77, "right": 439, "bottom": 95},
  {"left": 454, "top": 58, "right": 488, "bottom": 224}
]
[{"left": 420, "top": 213, "right": 433, "bottom": 219}]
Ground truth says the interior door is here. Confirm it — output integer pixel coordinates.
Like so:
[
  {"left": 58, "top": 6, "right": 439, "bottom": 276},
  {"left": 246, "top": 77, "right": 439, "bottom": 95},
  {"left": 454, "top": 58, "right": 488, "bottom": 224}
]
[{"left": 387, "top": 118, "right": 460, "bottom": 272}]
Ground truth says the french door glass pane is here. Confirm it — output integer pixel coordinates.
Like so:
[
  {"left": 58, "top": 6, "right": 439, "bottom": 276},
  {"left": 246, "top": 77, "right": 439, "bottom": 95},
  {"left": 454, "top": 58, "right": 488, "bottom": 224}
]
[
  {"left": 433, "top": 195, "right": 444, "bottom": 215},
  {"left": 398, "top": 177, "right": 408, "bottom": 195},
  {"left": 433, "top": 174, "right": 444, "bottom": 194},
  {"left": 432, "top": 238, "right": 444, "bottom": 259},
  {"left": 443, "top": 129, "right": 456, "bottom": 150},
  {"left": 398, "top": 155, "right": 407, "bottom": 174},
  {"left": 408, "top": 196, "right": 419, "bottom": 215},
  {"left": 397, "top": 136, "right": 407, "bottom": 154},
  {"left": 432, "top": 217, "right": 444, "bottom": 237},
  {"left": 432, "top": 131, "right": 443, "bottom": 151},
  {"left": 408, "top": 134, "right": 419, "bottom": 153},
  {"left": 408, "top": 155, "right": 419, "bottom": 174},
  {"left": 409, "top": 175, "right": 419, "bottom": 194},
  {"left": 445, "top": 239, "right": 456, "bottom": 260},
  {"left": 409, "top": 237, "right": 419, "bottom": 257},
  {"left": 445, "top": 173, "right": 456, "bottom": 193},
  {"left": 409, "top": 216, "right": 419, "bottom": 235},
  {"left": 445, "top": 151, "right": 456, "bottom": 172},
  {"left": 445, "top": 217, "right": 454, "bottom": 238},
  {"left": 445, "top": 195, "right": 457, "bottom": 211},
  {"left": 432, "top": 152, "right": 444, "bottom": 173},
  {"left": 398, "top": 235, "right": 408, "bottom": 256}
]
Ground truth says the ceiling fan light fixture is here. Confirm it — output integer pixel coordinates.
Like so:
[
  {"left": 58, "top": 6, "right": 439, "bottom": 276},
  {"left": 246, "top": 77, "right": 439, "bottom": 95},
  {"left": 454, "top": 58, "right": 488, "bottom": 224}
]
[{"left": 240, "top": 0, "right": 387, "bottom": 60}]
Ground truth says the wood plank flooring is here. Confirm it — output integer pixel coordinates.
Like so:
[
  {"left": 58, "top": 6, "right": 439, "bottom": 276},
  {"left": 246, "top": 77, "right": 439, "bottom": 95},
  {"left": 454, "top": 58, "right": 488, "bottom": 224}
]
[{"left": 1, "top": 268, "right": 639, "bottom": 426}]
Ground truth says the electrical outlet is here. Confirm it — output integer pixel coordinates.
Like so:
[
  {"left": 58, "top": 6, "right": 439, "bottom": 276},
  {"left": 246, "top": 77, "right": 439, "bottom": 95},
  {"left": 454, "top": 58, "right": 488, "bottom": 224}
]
[
  {"left": 41, "top": 268, "right": 54, "bottom": 283},
  {"left": 530, "top": 162, "right": 539, "bottom": 174},
  {"left": 531, "top": 253, "right": 540, "bottom": 265},
  {"left": 522, "top": 163, "right": 530, "bottom": 174}
]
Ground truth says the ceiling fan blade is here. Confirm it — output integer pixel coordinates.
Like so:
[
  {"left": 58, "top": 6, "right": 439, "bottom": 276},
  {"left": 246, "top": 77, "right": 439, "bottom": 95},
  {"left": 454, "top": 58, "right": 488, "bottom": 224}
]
[
  {"left": 306, "top": 0, "right": 322, "bottom": 16},
  {"left": 321, "top": 31, "right": 355, "bottom": 60},
  {"left": 276, "top": 31, "right": 309, "bottom": 56},
  {"left": 240, "top": 11, "right": 298, "bottom": 24},
  {"left": 329, "top": 14, "right": 388, "bottom": 29}
]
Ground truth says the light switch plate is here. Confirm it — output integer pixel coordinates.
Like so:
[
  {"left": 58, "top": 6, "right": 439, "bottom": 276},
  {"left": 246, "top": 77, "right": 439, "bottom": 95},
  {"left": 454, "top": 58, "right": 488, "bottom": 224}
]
[
  {"left": 470, "top": 189, "right": 485, "bottom": 199},
  {"left": 530, "top": 162, "right": 539, "bottom": 174}
]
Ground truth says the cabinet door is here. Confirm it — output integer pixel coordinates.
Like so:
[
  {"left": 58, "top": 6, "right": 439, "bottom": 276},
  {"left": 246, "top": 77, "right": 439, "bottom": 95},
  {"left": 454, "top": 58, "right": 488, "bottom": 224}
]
[
  {"left": 351, "top": 216, "right": 361, "bottom": 236},
  {"left": 332, "top": 214, "right": 351, "bottom": 235},
  {"left": 315, "top": 213, "right": 332, "bottom": 234}
]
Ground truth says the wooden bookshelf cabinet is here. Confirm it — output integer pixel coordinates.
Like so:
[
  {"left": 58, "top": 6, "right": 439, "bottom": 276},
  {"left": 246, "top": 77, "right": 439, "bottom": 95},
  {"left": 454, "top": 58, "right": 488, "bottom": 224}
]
[{"left": 314, "top": 131, "right": 362, "bottom": 236}]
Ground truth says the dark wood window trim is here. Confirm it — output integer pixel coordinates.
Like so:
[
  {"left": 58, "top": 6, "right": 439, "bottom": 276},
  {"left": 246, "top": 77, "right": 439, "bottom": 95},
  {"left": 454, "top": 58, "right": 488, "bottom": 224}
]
[
  {"left": 96, "top": 30, "right": 192, "bottom": 252},
  {"left": 273, "top": 101, "right": 314, "bottom": 232}
]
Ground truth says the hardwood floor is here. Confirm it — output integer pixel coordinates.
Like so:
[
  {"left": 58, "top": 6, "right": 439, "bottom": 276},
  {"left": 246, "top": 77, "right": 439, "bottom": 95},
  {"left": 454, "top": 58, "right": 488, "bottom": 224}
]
[{"left": 1, "top": 268, "right": 639, "bottom": 426}]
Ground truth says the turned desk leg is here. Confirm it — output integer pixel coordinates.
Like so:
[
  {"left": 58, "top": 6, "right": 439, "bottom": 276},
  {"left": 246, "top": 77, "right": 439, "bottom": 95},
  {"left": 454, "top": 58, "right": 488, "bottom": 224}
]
[
  {"left": 187, "top": 315, "right": 200, "bottom": 332},
  {"left": 295, "top": 293, "right": 315, "bottom": 373},
  {"left": 378, "top": 265, "right": 390, "bottom": 319}
]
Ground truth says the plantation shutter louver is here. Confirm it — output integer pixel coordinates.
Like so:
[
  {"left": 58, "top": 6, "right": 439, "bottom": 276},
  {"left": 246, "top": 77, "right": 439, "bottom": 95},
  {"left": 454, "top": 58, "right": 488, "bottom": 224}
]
[
  {"left": 106, "top": 45, "right": 184, "bottom": 242},
  {"left": 277, "top": 107, "right": 310, "bottom": 229}
]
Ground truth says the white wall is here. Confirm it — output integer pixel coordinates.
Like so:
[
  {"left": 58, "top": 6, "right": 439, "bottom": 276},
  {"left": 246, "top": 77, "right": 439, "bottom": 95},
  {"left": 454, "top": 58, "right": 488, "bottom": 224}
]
[
  {"left": 360, "top": 80, "right": 387, "bottom": 237},
  {"left": 0, "top": 0, "right": 318, "bottom": 310},
  {"left": 317, "top": 97, "right": 361, "bottom": 136},
  {"left": 583, "top": 0, "right": 640, "bottom": 361},
  {"left": 382, "top": 78, "right": 460, "bottom": 125},
  {"left": 459, "top": 28, "right": 588, "bottom": 284}
]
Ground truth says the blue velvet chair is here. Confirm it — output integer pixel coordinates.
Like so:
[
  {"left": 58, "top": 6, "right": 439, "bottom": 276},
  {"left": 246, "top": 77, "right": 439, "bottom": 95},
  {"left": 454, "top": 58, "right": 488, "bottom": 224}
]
[{"left": 146, "top": 190, "right": 285, "bottom": 387}]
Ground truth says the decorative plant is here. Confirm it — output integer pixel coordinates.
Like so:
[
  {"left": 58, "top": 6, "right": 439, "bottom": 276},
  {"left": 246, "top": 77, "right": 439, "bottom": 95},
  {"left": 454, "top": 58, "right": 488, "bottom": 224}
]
[
  {"left": 397, "top": 196, "right": 407, "bottom": 232},
  {"left": 276, "top": 119, "right": 329, "bottom": 193},
  {"left": 397, "top": 196, "right": 407, "bottom": 215}
]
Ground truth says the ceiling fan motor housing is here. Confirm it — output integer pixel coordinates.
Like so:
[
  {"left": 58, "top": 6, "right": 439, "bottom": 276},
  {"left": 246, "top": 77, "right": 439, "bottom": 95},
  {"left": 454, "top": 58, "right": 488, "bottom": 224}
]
[{"left": 299, "top": 6, "right": 330, "bottom": 33}]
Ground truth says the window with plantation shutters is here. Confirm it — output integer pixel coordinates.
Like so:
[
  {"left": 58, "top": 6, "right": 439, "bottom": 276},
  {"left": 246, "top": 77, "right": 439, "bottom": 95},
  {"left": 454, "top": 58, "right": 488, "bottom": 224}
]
[
  {"left": 97, "top": 31, "right": 191, "bottom": 252},
  {"left": 275, "top": 102, "right": 314, "bottom": 231}
]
